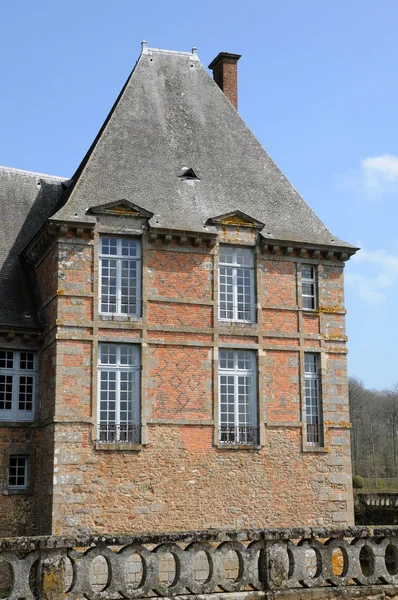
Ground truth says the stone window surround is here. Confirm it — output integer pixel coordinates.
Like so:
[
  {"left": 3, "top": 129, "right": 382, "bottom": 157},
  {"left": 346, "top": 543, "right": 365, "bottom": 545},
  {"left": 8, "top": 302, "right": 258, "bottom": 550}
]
[
  {"left": 96, "top": 342, "right": 141, "bottom": 447},
  {"left": 301, "top": 264, "right": 318, "bottom": 311},
  {"left": 3, "top": 445, "right": 34, "bottom": 495},
  {"left": 218, "top": 244, "right": 256, "bottom": 324},
  {"left": 98, "top": 235, "right": 142, "bottom": 318}
]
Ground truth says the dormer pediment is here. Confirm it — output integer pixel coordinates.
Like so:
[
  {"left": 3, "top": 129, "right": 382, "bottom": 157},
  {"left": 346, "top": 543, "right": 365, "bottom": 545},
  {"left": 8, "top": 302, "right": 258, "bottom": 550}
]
[
  {"left": 86, "top": 200, "right": 154, "bottom": 218},
  {"left": 207, "top": 210, "right": 264, "bottom": 230}
]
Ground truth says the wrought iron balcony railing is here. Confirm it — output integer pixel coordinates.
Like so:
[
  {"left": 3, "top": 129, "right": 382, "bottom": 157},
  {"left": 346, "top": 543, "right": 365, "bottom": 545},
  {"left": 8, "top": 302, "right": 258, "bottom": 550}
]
[
  {"left": 98, "top": 423, "right": 140, "bottom": 444},
  {"left": 218, "top": 425, "right": 259, "bottom": 445}
]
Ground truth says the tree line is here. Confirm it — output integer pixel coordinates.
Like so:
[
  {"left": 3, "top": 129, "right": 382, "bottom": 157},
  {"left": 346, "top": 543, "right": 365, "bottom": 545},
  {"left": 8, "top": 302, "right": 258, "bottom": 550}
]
[{"left": 349, "top": 377, "right": 398, "bottom": 487}]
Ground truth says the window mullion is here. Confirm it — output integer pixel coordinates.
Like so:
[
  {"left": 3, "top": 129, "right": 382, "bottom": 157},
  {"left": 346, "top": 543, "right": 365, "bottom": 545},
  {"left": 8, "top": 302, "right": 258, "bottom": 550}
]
[
  {"left": 116, "top": 256, "right": 122, "bottom": 314},
  {"left": 12, "top": 351, "right": 18, "bottom": 420},
  {"left": 116, "top": 369, "right": 121, "bottom": 439},
  {"left": 233, "top": 267, "right": 238, "bottom": 321}
]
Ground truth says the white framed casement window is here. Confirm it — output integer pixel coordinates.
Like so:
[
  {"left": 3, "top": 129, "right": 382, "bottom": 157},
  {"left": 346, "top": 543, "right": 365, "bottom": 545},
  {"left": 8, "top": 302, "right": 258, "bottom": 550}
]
[
  {"left": 304, "top": 353, "right": 323, "bottom": 446},
  {"left": 8, "top": 455, "right": 29, "bottom": 489},
  {"left": 0, "top": 350, "right": 36, "bottom": 421},
  {"left": 218, "top": 349, "right": 258, "bottom": 445},
  {"left": 97, "top": 343, "right": 140, "bottom": 444},
  {"left": 99, "top": 237, "right": 141, "bottom": 316},
  {"left": 219, "top": 246, "right": 255, "bottom": 323},
  {"left": 302, "top": 265, "right": 317, "bottom": 310}
]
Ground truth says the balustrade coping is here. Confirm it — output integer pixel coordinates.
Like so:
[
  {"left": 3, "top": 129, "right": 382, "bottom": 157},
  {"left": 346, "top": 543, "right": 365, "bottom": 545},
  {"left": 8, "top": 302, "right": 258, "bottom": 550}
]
[{"left": 1, "top": 525, "right": 398, "bottom": 552}]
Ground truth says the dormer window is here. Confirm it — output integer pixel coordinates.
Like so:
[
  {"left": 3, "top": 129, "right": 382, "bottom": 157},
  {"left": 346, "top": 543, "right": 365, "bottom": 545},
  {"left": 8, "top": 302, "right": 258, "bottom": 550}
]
[
  {"left": 218, "top": 246, "right": 255, "bottom": 323},
  {"left": 99, "top": 237, "right": 141, "bottom": 316}
]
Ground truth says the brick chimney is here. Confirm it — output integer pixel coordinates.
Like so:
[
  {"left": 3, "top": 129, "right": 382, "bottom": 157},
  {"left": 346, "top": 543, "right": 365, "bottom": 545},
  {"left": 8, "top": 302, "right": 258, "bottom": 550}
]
[{"left": 208, "top": 52, "right": 241, "bottom": 110}]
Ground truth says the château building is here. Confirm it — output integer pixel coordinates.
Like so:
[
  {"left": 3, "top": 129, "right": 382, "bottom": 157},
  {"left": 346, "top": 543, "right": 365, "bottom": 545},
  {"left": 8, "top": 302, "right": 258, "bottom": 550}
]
[{"left": 0, "top": 44, "right": 357, "bottom": 535}]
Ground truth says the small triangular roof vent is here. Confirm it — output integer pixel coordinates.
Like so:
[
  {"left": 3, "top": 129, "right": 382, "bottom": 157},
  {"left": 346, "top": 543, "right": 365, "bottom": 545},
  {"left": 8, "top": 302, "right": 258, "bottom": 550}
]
[{"left": 179, "top": 168, "right": 200, "bottom": 181}]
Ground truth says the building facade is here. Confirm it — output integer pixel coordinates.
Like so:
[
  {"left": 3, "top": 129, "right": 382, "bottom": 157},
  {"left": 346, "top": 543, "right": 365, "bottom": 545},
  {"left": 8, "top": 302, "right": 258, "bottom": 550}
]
[{"left": 0, "top": 45, "right": 357, "bottom": 536}]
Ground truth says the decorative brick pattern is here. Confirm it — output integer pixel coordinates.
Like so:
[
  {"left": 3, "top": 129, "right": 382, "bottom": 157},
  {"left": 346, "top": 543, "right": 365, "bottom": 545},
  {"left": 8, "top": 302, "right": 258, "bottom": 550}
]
[
  {"left": 263, "top": 351, "right": 300, "bottom": 423},
  {"left": 149, "top": 346, "right": 212, "bottom": 419},
  {"left": 148, "top": 302, "right": 213, "bottom": 328},
  {"left": 148, "top": 250, "right": 213, "bottom": 300},
  {"left": 260, "top": 260, "right": 296, "bottom": 307},
  {"left": 263, "top": 310, "right": 298, "bottom": 333}
]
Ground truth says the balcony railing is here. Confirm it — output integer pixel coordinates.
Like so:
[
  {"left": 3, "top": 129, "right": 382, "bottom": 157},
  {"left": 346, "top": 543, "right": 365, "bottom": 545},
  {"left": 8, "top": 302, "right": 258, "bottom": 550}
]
[
  {"left": 218, "top": 425, "right": 259, "bottom": 445},
  {"left": 306, "top": 422, "right": 323, "bottom": 445},
  {"left": 97, "top": 423, "right": 140, "bottom": 444}
]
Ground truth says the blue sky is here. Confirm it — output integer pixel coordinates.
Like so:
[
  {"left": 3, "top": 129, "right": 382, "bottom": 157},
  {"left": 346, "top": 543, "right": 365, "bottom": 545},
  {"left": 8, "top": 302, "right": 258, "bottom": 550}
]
[{"left": 0, "top": 0, "right": 397, "bottom": 390}]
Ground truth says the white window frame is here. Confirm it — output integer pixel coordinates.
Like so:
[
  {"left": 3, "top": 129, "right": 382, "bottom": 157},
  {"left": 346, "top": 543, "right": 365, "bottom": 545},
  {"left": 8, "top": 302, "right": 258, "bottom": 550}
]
[
  {"left": 99, "top": 236, "right": 142, "bottom": 316},
  {"left": 304, "top": 353, "right": 323, "bottom": 446},
  {"left": 8, "top": 455, "right": 29, "bottom": 489},
  {"left": 218, "top": 349, "right": 258, "bottom": 445},
  {"left": 302, "top": 265, "right": 317, "bottom": 310},
  {"left": 97, "top": 343, "right": 141, "bottom": 444},
  {"left": 0, "top": 350, "right": 36, "bottom": 421},
  {"left": 218, "top": 246, "right": 255, "bottom": 323}
]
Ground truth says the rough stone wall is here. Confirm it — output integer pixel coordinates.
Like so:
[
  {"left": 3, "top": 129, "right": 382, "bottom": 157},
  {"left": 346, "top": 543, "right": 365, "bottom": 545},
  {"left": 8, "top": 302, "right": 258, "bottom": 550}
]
[{"left": 0, "top": 224, "right": 354, "bottom": 536}]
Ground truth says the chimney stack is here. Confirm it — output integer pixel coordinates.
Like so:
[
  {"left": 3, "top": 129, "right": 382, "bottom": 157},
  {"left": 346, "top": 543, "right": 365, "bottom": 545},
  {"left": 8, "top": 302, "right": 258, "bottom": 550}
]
[{"left": 208, "top": 52, "right": 241, "bottom": 110}]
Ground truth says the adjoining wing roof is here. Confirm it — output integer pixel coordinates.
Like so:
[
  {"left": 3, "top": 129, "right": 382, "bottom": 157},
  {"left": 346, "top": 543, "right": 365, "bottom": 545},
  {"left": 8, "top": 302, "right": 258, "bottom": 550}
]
[
  {"left": 0, "top": 167, "right": 66, "bottom": 328},
  {"left": 52, "top": 46, "right": 354, "bottom": 249}
]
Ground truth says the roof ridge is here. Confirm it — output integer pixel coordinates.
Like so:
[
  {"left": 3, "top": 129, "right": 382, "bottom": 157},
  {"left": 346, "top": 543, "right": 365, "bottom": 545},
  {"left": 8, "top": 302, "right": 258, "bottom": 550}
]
[
  {"left": 141, "top": 42, "right": 199, "bottom": 60},
  {"left": 0, "top": 165, "right": 67, "bottom": 180}
]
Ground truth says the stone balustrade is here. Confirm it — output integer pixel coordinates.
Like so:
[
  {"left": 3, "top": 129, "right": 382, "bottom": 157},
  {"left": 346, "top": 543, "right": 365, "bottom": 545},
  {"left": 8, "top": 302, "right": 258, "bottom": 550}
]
[
  {"left": 1, "top": 526, "right": 398, "bottom": 599},
  {"left": 357, "top": 492, "right": 398, "bottom": 507}
]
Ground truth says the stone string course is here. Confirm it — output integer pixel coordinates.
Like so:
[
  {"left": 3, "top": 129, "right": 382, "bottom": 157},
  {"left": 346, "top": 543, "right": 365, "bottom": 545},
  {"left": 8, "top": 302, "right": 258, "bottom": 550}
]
[{"left": 1, "top": 527, "right": 398, "bottom": 599}]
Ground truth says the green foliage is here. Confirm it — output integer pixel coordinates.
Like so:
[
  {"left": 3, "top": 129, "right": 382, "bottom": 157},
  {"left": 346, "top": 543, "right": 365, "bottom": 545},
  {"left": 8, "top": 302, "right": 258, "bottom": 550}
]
[{"left": 353, "top": 475, "right": 364, "bottom": 489}]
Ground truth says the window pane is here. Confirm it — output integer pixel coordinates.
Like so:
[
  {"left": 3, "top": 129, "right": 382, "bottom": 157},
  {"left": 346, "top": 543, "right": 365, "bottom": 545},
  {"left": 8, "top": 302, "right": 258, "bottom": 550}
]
[
  {"left": 19, "top": 376, "right": 34, "bottom": 411},
  {"left": 100, "top": 344, "right": 117, "bottom": 365},
  {"left": 100, "top": 258, "right": 117, "bottom": 313},
  {"left": 0, "top": 375, "right": 13, "bottom": 410},
  {"left": 20, "top": 352, "right": 34, "bottom": 370},
  {"left": 0, "top": 350, "right": 13, "bottom": 369},
  {"left": 235, "top": 247, "right": 254, "bottom": 267},
  {"left": 219, "top": 350, "right": 234, "bottom": 370},
  {"left": 219, "top": 246, "right": 234, "bottom": 265},
  {"left": 121, "top": 239, "right": 139, "bottom": 258},
  {"left": 302, "top": 266, "right": 314, "bottom": 280},
  {"left": 101, "top": 237, "right": 118, "bottom": 256},
  {"left": 121, "top": 259, "right": 138, "bottom": 314},
  {"left": 304, "top": 353, "right": 318, "bottom": 374}
]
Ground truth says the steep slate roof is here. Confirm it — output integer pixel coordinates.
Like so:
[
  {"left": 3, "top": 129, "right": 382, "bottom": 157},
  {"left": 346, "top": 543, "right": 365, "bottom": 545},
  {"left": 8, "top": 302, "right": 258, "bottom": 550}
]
[
  {"left": 53, "top": 45, "right": 354, "bottom": 249},
  {"left": 0, "top": 167, "right": 66, "bottom": 328}
]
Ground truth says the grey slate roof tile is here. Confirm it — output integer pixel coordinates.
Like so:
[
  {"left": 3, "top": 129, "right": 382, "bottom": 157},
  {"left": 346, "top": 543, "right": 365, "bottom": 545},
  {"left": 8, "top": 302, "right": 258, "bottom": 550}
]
[{"left": 0, "top": 167, "right": 66, "bottom": 328}]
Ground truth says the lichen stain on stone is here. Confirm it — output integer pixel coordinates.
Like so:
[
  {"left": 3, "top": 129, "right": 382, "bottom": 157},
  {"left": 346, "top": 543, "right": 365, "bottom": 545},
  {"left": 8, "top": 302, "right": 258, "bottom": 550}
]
[{"left": 318, "top": 305, "right": 346, "bottom": 314}]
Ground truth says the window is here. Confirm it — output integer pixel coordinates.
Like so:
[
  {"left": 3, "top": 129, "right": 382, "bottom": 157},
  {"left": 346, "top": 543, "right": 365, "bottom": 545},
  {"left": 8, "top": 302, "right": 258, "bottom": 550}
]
[
  {"left": 98, "top": 344, "right": 140, "bottom": 444},
  {"left": 219, "top": 246, "right": 255, "bottom": 323},
  {"left": 8, "top": 455, "right": 29, "bottom": 489},
  {"left": 99, "top": 237, "right": 141, "bottom": 316},
  {"left": 0, "top": 350, "right": 36, "bottom": 421},
  {"left": 218, "top": 350, "right": 258, "bottom": 445},
  {"left": 302, "top": 266, "right": 317, "bottom": 310},
  {"left": 304, "top": 353, "right": 323, "bottom": 445}
]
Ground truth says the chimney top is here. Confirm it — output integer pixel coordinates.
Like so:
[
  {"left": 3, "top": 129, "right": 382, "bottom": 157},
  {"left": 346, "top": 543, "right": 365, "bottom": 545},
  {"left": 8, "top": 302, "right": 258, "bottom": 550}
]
[
  {"left": 208, "top": 52, "right": 241, "bottom": 110},
  {"left": 208, "top": 52, "right": 241, "bottom": 70}
]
